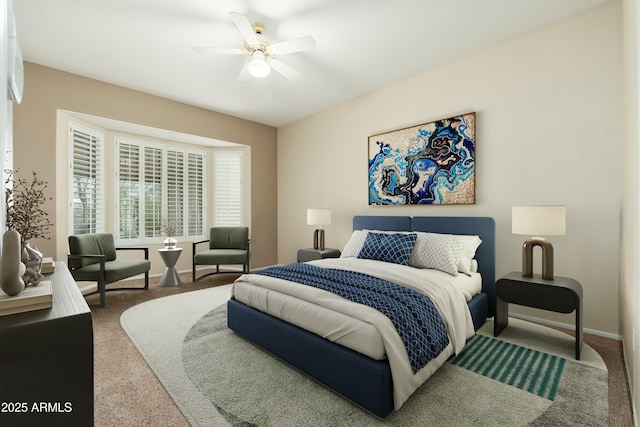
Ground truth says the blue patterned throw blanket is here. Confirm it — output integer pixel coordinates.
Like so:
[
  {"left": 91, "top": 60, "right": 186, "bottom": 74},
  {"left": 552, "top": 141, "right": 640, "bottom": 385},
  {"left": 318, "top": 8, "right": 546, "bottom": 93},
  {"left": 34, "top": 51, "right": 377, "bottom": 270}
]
[{"left": 255, "top": 263, "right": 450, "bottom": 373}]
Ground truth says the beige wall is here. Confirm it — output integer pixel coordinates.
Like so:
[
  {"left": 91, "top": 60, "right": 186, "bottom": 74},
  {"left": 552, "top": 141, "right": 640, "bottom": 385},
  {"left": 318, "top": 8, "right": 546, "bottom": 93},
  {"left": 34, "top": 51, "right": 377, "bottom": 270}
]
[
  {"left": 622, "top": 0, "right": 639, "bottom": 422},
  {"left": 279, "top": 2, "right": 622, "bottom": 335},
  {"left": 12, "top": 62, "right": 278, "bottom": 274}
]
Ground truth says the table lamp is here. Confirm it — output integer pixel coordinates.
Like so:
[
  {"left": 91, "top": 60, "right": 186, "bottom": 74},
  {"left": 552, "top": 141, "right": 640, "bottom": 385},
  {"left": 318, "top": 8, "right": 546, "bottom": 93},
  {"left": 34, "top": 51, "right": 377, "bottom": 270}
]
[
  {"left": 512, "top": 205, "right": 566, "bottom": 280},
  {"left": 307, "top": 208, "right": 331, "bottom": 250}
]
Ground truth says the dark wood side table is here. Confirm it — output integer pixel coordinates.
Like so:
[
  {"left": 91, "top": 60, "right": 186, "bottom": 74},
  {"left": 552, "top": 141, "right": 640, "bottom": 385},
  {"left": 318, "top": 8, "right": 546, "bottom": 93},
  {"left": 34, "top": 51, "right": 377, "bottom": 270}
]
[
  {"left": 297, "top": 248, "right": 341, "bottom": 262},
  {"left": 0, "top": 262, "right": 93, "bottom": 426},
  {"left": 494, "top": 271, "right": 583, "bottom": 360}
]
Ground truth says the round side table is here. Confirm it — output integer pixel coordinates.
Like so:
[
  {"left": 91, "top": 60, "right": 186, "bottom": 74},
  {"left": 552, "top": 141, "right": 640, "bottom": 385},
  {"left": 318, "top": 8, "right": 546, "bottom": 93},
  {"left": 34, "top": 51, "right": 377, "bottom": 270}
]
[{"left": 158, "top": 247, "right": 183, "bottom": 287}]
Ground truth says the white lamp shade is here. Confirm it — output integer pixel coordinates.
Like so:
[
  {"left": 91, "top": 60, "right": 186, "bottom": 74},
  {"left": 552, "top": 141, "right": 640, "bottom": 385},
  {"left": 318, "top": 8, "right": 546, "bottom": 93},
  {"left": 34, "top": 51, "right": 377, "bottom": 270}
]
[
  {"left": 247, "top": 51, "right": 271, "bottom": 78},
  {"left": 307, "top": 208, "right": 331, "bottom": 226},
  {"left": 512, "top": 205, "right": 566, "bottom": 236}
]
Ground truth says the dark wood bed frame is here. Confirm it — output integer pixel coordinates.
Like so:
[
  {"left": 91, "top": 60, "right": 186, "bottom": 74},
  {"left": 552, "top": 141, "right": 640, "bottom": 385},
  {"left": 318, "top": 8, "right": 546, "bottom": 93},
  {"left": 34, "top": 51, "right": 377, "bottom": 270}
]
[{"left": 228, "top": 216, "right": 495, "bottom": 417}]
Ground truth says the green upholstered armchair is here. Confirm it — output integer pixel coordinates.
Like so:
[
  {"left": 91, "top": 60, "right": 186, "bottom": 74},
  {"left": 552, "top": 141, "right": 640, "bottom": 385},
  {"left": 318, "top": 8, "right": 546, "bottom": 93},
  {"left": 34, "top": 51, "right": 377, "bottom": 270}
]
[
  {"left": 192, "top": 227, "right": 250, "bottom": 282},
  {"left": 67, "top": 233, "right": 150, "bottom": 307}
]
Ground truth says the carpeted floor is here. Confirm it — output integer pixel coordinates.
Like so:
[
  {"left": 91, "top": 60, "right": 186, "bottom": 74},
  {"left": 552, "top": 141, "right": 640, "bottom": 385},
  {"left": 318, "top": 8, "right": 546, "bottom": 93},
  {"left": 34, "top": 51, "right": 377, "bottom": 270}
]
[
  {"left": 88, "top": 272, "right": 242, "bottom": 427},
  {"left": 91, "top": 272, "right": 633, "bottom": 426}
]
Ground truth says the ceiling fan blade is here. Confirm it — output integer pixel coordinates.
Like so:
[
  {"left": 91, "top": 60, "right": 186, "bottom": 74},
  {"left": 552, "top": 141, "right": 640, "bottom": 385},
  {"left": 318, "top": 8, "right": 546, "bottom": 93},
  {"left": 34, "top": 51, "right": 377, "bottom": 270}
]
[
  {"left": 192, "top": 46, "right": 246, "bottom": 55},
  {"left": 237, "top": 63, "right": 252, "bottom": 81},
  {"left": 229, "top": 12, "right": 259, "bottom": 46},
  {"left": 270, "top": 36, "right": 316, "bottom": 56},
  {"left": 269, "top": 59, "right": 301, "bottom": 81}
]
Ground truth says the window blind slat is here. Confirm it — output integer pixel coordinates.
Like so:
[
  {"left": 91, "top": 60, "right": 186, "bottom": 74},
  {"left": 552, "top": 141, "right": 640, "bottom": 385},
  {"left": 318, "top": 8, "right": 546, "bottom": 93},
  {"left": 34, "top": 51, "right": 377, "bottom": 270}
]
[
  {"left": 118, "top": 142, "right": 141, "bottom": 239},
  {"left": 187, "top": 152, "right": 205, "bottom": 236},
  {"left": 70, "top": 124, "right": 104, "bottom": 235},
  {"left": 213, "top": 151, "right": 242, "bottom": 227},
  {"left": 166, "top": 149, "right": 185, "bottom": 235}
]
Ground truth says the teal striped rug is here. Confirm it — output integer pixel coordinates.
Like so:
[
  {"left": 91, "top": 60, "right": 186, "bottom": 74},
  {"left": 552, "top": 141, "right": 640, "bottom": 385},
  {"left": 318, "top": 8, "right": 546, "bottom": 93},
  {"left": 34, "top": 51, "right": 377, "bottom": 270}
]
[{"left": 450, "top": 334, "right": 566, "bottom": 401}]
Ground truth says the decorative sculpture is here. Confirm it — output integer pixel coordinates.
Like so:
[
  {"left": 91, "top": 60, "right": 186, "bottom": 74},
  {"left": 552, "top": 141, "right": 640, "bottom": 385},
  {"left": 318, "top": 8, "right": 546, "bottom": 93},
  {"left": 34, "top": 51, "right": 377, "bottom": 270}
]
[
  {"left": 21, "top": 242, "right": 45, "bottom": 286},
  {"left": 0, "top": 229, "right": 26, "bottom": 295}
]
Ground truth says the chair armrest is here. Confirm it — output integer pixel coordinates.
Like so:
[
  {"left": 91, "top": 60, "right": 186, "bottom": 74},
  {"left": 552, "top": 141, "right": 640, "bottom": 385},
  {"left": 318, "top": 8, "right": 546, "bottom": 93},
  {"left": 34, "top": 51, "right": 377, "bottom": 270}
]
[
  {"left": 116, "top": 247, "right": 149, "bottom": 260},
  {"left": 192, "top": 239, "right": 210, "bottom": 253},
  {"left": 67, "top": 254, "right": 106, "bottom": 271},
  {"left": 68, "top": 254, "right": 105, "bottom": 260}
]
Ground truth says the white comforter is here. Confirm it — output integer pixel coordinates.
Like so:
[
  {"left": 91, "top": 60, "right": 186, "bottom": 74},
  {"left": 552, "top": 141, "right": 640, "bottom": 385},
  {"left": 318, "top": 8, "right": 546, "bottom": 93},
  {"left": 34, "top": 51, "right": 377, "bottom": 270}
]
[{"left": 230, "top": 257, "right": 476, "bottom": 410}]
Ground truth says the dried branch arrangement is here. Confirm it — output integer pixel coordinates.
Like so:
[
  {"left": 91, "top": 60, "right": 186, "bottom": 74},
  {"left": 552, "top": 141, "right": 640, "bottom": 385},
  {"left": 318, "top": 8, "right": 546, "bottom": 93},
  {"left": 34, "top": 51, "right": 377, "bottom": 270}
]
[{"left": 5, "top": 170, "right": 53, "bottom": 242}]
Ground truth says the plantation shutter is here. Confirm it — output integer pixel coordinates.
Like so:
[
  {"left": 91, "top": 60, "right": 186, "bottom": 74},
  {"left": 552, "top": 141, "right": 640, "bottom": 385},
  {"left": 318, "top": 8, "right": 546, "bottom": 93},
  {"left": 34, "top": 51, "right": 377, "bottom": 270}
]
[
  {"left": 117, "top": 141, "right": 141, "bottom": 239},
  {"left": 69, "top": 124, "right": 104, "bottom": 234},
  {"left": 144, "top": 147, "right": 163, "bottom": 238},
  {"left": 166, "top": 149, "right": 185, "bottom": 236},
  {"left": 187, "top": 152, "right": 205, "bottom": 237},
  {"left": 214, "top": 151, "right": 243, "bottom": 226},
  {"left": 115, "top": 138, "right": 206, "bottom": 243}
]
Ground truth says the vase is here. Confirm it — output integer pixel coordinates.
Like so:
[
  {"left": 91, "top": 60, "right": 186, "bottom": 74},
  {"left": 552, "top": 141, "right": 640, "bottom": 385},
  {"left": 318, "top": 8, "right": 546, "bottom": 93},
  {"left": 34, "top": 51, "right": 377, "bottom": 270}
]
[
  {"left": 1, "top": 230, "right": 26, "bottom": 296},
  {"left": 163, "top": 237, "right": 178, "bottom": 249}
]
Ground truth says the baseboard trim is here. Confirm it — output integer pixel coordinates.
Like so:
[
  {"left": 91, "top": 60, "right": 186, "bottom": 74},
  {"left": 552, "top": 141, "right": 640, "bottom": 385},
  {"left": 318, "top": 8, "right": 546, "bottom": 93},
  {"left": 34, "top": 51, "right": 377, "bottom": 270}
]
[{"left": 510, "top": 313, "right": 622, "bottom": 341}]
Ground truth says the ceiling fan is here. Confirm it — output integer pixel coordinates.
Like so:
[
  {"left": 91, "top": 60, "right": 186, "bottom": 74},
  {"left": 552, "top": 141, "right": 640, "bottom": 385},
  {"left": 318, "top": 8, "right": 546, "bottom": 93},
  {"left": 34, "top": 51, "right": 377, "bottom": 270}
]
[{"left": 193, "top": 12, "right": 315, "bottom": 81}]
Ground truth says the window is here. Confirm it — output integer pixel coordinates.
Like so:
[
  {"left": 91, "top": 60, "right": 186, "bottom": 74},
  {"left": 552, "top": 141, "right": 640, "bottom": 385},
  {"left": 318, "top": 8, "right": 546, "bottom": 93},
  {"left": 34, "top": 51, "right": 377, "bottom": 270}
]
[
  {"left": 116, "top": 137, "right": 206, "bottom": 243},
  {"left": 214, "top": 151, "right": 243, "bottom": 226},
  {"left": 69, "top": 123, "right": 104, "bottom": 234}
]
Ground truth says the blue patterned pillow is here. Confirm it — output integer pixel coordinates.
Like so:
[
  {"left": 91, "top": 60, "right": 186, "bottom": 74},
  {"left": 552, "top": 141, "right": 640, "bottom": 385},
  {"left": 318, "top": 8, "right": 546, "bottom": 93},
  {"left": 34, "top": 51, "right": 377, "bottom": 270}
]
[{"left": 357, "top": 232, "right": 417, "bottom": 266}]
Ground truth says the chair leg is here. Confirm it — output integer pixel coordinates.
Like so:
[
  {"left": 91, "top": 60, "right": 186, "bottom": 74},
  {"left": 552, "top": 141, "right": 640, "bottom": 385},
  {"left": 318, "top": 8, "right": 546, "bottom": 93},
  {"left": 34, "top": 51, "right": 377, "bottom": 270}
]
[
  {"left": 144, "top": 271, "right": 149, "bottom": 290},
  {"left": 98, "top": 277, "right": 106, "bottom": 308},
  {"left": 193, "top": 262, "right": 247, "bottom": 282}
]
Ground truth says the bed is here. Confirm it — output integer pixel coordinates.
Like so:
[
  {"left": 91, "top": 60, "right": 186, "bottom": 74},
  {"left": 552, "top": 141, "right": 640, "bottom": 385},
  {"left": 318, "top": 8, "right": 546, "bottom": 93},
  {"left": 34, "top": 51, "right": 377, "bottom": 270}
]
[{"left": 227, "top": 216, "right": 495, "bottom": 417}]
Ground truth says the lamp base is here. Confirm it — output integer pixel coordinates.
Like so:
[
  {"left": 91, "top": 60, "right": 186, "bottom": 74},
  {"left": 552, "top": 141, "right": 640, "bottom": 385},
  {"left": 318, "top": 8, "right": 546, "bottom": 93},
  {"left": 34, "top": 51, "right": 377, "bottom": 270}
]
[
  {"left": 313, "top": 227, "right": 325, "bottom": 251},
  {"left": 522, "top": 237, "right": 554, "bottom": 280}
]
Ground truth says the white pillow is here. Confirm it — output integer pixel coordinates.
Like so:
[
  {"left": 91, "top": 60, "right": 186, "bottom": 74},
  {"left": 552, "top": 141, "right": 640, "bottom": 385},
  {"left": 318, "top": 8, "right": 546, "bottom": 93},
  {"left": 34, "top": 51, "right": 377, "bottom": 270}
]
[
  {"left": 409, "top": 232, "right": 465, "bottom": 276},
  {"left": 341, "top": 230, "right": 369, "bottom": 257},
  {"left": 469, "top": 259, "right": 479, "bottom": 273},
  {"left": 456, "top": 235, "right": 482, "bottom": 275}
]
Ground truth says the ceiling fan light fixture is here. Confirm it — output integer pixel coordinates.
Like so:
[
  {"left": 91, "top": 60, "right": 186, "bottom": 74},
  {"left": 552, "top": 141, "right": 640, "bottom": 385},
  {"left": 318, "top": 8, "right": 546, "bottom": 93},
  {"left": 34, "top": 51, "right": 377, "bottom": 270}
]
[
  {"left": 247, "top": 50, "right": 270, "bottom": 78},
  {"left": 194, "top": 13, "right": 314, "bottom": 81}
]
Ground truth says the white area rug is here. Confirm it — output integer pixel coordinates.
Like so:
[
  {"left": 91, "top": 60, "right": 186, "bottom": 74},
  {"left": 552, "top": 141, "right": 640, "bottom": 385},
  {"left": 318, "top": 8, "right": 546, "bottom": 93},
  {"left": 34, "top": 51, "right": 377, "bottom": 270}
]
[
  {"left": 121, "top": 286, "right": 608, "bottom": 426},
  {"left": 121, "top": 285, "right": 232, "bottom": 426}
]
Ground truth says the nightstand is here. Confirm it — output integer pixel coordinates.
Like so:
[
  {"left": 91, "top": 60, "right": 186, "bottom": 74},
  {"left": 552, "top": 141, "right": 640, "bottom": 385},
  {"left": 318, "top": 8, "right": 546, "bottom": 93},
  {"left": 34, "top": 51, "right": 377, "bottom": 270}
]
[
  {"left": 494, "top": 271, "right": 583, "bottom": 360},
  {"left": 297, "top": 248, "right": 341, "bottom": 262}
]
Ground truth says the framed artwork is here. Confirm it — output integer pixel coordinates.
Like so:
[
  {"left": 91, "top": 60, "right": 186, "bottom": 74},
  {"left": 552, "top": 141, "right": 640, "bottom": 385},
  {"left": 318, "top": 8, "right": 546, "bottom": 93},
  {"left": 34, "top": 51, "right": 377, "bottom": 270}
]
[{"left": 368, "top": 112, "right": 475, "bottom": 205}]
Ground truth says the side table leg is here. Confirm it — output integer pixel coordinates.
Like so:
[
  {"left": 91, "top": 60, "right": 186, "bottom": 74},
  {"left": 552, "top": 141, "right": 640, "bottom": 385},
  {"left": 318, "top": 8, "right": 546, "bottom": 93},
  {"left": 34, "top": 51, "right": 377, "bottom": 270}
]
[
  {"left": 494, "top": 297, "right": 508, "bottom": 337},
  {"left": 159, "top": 267, "right": 183, "bottom": 287},
  {"left": 575, "top": 303, "right": 583, "bottom": 360}
]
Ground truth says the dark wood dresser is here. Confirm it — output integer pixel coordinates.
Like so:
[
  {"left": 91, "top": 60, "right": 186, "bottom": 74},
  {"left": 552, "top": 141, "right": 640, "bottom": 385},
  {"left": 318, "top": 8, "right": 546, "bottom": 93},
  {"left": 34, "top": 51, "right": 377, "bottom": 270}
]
[{"left": 0, "top": 262, "right": 93, "bottom": 426}]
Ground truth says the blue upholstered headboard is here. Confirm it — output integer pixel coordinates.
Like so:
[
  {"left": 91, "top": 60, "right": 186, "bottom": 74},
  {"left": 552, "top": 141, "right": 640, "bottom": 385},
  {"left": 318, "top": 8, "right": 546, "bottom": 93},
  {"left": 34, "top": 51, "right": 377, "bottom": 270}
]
[{"left": 353, "top": 215, "right": 496, "bottom": 317}]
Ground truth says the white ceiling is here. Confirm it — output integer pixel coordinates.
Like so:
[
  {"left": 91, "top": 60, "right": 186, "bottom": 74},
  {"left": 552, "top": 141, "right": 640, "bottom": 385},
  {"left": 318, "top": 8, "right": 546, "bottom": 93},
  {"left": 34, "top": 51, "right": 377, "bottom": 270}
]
[{"left": 13, "top": 0, "right": 609, "bottom": 128}]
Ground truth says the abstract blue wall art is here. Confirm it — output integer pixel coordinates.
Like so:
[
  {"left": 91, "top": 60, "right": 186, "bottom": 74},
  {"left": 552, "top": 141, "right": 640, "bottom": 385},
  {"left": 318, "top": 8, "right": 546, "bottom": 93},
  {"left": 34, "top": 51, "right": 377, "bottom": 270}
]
[{"left": 368, "top": 112, "right": 476, "bottom": 205}]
